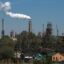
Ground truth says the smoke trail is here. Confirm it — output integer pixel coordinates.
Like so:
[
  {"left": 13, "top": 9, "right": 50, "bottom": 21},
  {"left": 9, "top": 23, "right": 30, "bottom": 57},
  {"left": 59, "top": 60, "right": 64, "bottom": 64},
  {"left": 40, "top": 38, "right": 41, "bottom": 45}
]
[
  {"left": 0, "top": 1, "right": 31, "bottom": 20},
  {"left": 6, "top": 12, "right": 31, "bottom": 19}
]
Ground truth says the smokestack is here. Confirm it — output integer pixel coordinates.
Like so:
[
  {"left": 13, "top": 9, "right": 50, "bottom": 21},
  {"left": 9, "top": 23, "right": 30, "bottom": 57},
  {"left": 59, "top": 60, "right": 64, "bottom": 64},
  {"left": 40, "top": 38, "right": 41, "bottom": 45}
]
[
  {"left": 43, "top": 24, "right": 44, "bottom": 33},
  {"left": 56, "top": 25, "right": 59, "bottom": 36},
  {"left": 42, "top": 24, "right": 44, "bottom": 34},
  {"left": 28, "top": 20, "right": 32, "bottom": 33},
  {"left": 1, "top": 19, "right": 5, "bottom": 37}
]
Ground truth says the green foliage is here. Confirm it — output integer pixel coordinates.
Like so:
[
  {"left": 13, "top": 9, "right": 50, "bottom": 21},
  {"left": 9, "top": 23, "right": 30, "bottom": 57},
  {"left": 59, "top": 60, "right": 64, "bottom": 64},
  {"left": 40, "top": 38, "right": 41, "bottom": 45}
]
[
  {"left": 33, "top": 60, "right": 43, "bottom": 64},
  {"left": 1, "top": 46, "right": 14, "bottom": 58},
  {"left": 0, "top": 36, "right": 15, "bottom": 58},
  {"left": 0, "top": 36, "right": 15, "bottom": 48}
]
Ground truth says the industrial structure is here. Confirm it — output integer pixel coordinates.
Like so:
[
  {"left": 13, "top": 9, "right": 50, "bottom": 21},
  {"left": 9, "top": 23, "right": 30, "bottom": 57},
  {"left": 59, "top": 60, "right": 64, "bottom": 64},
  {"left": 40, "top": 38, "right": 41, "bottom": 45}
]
[
  {"left": 1, "top": 19, "right": 5, "bottom": 37},
  {"left": 28, "top": 20, "right": 32, "bottom": 33}
]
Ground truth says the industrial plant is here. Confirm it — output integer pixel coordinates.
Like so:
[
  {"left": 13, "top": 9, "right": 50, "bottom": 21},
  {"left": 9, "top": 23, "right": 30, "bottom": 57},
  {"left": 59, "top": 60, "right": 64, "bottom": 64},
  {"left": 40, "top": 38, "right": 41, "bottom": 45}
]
[{"left": 0, "top": 1, "right": 64, "bottom": 64}]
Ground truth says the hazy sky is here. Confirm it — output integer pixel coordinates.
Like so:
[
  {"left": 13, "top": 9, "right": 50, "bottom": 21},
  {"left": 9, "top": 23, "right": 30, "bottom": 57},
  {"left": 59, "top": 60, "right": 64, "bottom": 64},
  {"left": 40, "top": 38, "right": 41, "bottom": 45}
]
[{"left": 0, "top": 0, "right": 64, "bottom": 36}]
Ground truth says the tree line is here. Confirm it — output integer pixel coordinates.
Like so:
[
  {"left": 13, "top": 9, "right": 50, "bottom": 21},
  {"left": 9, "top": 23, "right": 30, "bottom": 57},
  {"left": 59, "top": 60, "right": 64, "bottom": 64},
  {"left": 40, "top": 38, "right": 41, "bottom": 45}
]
[{"left": 0, "top": 22, "right": 64, "bottom": 59}]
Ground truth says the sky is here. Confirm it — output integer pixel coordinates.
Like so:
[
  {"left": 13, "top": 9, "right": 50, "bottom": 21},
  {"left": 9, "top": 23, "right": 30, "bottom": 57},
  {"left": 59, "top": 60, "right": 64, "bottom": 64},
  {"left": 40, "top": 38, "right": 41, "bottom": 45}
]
[{"left": 0, "top": 0, "right": 64, "bottom": 36}]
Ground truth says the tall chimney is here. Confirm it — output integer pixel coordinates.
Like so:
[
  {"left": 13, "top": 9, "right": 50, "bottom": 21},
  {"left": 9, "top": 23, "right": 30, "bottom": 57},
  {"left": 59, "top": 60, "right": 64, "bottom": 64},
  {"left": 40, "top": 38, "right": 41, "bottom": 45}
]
[
  {"left": 1, "top": 19, "right": 5, "bottom": 37},
  {"left": 28, "top": 20, "right": 32, "bottom": 33},
  {"left": 56, "top": 25, "right": 59, "bottom": 36}
]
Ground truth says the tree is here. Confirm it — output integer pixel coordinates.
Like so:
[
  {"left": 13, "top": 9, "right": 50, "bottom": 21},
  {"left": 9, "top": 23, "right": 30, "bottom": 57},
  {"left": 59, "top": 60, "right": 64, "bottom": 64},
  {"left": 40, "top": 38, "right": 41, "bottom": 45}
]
[
  {"left": 0, "top": 36, "right": 15, "bottom": 59},
  {"left": 16, "top": 31, "right": 39, "bottom": 54}
]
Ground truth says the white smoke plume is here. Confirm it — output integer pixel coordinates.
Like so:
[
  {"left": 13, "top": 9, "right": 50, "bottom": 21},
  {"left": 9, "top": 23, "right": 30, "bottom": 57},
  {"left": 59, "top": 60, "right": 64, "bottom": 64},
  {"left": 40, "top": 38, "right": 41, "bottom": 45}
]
[
  {"left": 6, "top": 12, "right": 31, "bottom": 19},
  {"left": 0, "top": 1, "right": 31, "bottom": 20}
]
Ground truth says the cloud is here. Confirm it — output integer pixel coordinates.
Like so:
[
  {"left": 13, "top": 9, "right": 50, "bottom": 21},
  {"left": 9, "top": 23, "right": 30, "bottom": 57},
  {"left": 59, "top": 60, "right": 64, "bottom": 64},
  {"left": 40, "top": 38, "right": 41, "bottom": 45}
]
[{"left": 0, "top": 1, "right": 11, "bottom": 11}]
